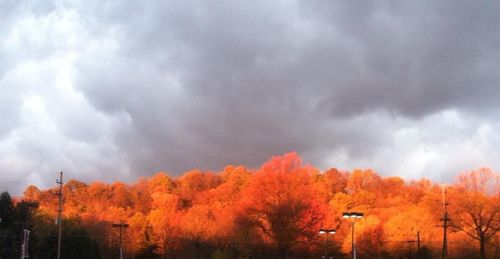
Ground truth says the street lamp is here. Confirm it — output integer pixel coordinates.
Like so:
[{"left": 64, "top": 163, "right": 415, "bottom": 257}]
[
  {"left": 319, "top": 229, "right": 336, "bottom": 259},
  {"left": 342, "top": 212, "right": 364, "bottom": 259}
]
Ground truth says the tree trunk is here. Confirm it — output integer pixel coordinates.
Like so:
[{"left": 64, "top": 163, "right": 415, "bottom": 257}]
[
  {"left": 278, "top": 244, "right": 288, "bottom": 259},
  {"left": 479, "top": 235, "right": 486, "bottom": 259}
]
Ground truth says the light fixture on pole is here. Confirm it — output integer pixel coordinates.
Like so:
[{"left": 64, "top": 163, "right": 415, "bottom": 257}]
[
  {"left": 342, "top": 212, "right": 364, "bottom": 259},
  {"left": 319, "top": 229, "right": 336, "bottom": 259}
]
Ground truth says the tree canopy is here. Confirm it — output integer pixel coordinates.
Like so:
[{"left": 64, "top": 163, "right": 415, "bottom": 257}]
[{"left": 1, "top": 153, "right": 498, "bottom": 258}]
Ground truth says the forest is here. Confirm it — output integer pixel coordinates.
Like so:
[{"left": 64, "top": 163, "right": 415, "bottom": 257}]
[{"left": 0, "top": 152, "right": 499, "bottom": 259}]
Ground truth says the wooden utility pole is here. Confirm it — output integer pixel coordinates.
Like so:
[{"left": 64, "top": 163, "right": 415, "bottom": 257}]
[
  {"left": 112, "top": 223, "right": 129, "bottom": 259},
  {"left": 440, "top": 184, "right": 450, "bottom": 259},
  {"left": 56, "top": 172, "right": 63, "bottom": 259},
  {"left": 417, "top": 231, "right": 421, "bottom": 259}
]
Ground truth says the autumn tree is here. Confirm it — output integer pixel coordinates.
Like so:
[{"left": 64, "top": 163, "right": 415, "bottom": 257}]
[
  {"left": 148, "top": 192, "right": 182, "bottom": 256},
  {"left": 16, "top": 152, "right": 500, "bottom": 258},
  {"left": 23, "top": 185, "right": 42, "bottom": 202},
  {"left": 63, "top": 179, "right": 89, "bottom": 218},
  {"left": 175, "top": 170, "right": 222, "bottom": 208},
  {"left": 313, "top": 168, "right": 348, "bottom": 202},
  {"left": 237, "top": 153, "right": 326, "bottom": 258},
  {"left": 450, "top": 168, "right": 500, "bottom": 259}
]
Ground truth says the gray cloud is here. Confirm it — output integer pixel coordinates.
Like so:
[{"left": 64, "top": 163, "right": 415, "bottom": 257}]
[{"left": 1, "top": 0, "right": 500, "bottom": 193}]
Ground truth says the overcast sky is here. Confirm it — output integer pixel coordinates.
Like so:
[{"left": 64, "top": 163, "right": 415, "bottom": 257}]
[{"left": 1, "top": 0, "right": 500, "bottom": 194}]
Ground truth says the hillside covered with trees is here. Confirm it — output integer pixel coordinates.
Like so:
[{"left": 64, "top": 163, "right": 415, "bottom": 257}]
[{"left": 1, "top": 152, "right": 499, "bottom": 258}]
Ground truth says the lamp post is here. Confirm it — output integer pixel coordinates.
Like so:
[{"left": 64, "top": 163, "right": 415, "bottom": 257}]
[
  {"left": 342, "top": 212, "right": 363, "bottom": 259},
  {"left": 319, "top": 229, "right": 336, "bottom": 259}
]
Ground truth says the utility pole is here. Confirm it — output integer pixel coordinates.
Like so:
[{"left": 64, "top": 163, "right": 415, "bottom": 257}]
[
  {"left": 417, "top": 231, "right": 421, "bottom": 259},
  {"left": 56, "top": 172, "right": 63, "bottom": 259},
  {"left": 440, "top": 184, "right": 450, "bottom": 259},
  {"left": 112, "top": 223, "right": 129, "bottom": 259}
]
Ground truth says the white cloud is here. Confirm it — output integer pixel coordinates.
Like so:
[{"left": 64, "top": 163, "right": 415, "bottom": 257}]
[{"left": 326, "top": 110, "right": 500, "bottom": 182}]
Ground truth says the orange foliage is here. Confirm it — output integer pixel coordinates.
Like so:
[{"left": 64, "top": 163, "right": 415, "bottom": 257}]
[
  {"left": 236, "top": 153, "right": 327, "bottom": 256},
  {"left": 21, "top": 153, "right": 500, "bottom": 258}
]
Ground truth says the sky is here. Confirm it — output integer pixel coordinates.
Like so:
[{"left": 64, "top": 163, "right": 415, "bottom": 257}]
[{"left": 1, "top": 0, "right": 500, "bottom": 194}]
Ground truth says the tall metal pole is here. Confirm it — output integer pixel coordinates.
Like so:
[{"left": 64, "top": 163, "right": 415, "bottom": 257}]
[
  {"left": 343, "top": 212, "right": 363, "bottom": 259},
  {"left": 319, "top": 229, "right": 335, "bottom": 259},
  {"left": 324, "top": 233, "right": 329, "bottom": 258},
  {"left": 352, "top": 221, "right": 356, "bottom": 259},
  {"left": 57, "top": 172, "right": 63, "bottom": 259}
]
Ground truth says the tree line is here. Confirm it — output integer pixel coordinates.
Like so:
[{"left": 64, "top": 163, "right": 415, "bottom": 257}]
[{"left": 1, "top": 152, "right": 499, "bottom": 258}]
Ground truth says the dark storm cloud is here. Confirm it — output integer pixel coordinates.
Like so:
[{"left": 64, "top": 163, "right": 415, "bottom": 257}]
[
  {"left": 73, "top": 0, "right": 381, "bottom": 174},
  {"left": 301, "top": 0, "right": 500, "bottom": 117},
  {"left": 1, "top": 0, "right": 500, "bottom": 193},
  {"left": 72, "top": 0, "right": 500, "bottom": 176}
]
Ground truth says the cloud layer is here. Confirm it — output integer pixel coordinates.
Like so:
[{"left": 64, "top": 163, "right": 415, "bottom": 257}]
[{"left": 1, "top": 0, "right": 500, "bottom": 193}]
